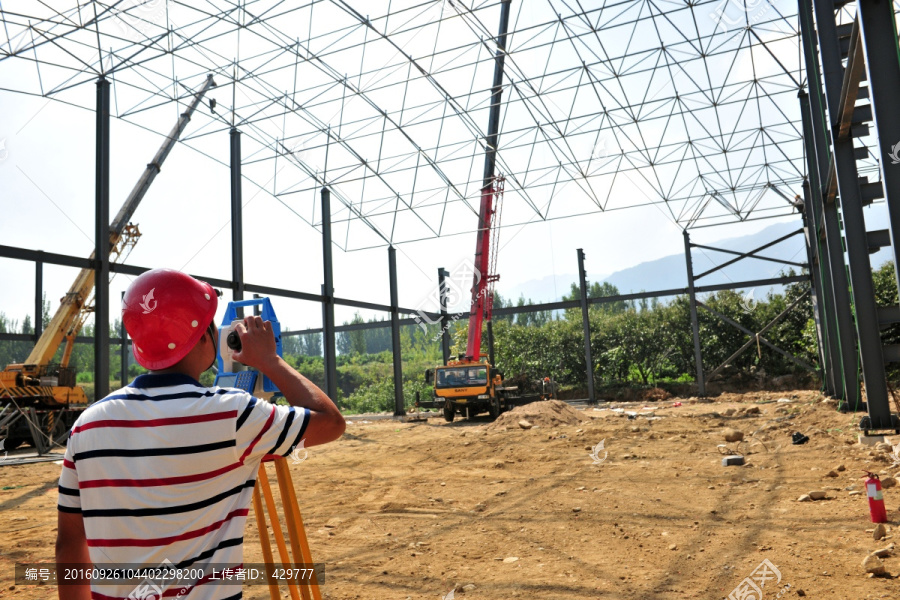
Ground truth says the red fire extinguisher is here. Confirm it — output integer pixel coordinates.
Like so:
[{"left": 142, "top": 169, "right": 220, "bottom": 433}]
[{"left": 865, "top": 472, "right": 887, "bottom": 524}]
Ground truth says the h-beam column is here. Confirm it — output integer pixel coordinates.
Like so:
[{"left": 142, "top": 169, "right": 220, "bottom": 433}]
[
  {"left": 858, "top": 0, "right": 900, "bottom": 297},
  {"left": 577, "top": 249, "right": 596, "bottom": 404},
  {"left": 230, "top": 128, "right": 245, "bottom": 308},
  {"left": 94, "top": 77, "right": 110, "bottom": 401},
  {"left": 34, "top": 259, "right": 43, "bottom": 340},
  {"left": 809, "top": 0, "right": 897, "bottom": 431},
  {"left": 438, "top": 268, "right": 451, "bottom": 364},
  {"left": 683, "top": 232, "right": 705, "bottom": 396},
  {"left": 321, "top": 187, "right": 338, "bottom": 402},
  {"left": 389, "top": 247, "right": 404, "bottom": 416},
  {"left": 799, "top": 0, "right": 860, "bottom": 410}
]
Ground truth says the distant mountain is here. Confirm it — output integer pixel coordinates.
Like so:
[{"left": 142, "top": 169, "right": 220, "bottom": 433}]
[{"left": 500, "top": 220, "right": 893, "bottom": 303}]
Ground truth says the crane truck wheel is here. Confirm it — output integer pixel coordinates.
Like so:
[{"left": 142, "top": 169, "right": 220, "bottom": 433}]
[
  {"left": 442, "top": 401, "right": 455, "bottom": 423},
  {"left": 488, "top": 395, "right": 500, "bottom": 420}
]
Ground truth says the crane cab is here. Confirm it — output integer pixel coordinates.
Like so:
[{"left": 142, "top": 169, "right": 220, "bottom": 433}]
[{"left": 422, "top": 361, "right": 512, "bottom": 421}]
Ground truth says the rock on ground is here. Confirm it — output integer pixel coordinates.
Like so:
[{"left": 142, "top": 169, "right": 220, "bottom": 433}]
[
  {"left": 862, "top": 553, "right": 886, "bottom": 575},
  {"left": 723, "top": 428, "right": 744, "bottom": 443}
]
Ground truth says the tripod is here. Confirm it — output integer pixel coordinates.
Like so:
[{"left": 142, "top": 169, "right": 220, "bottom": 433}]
[{"left": 252, "top": 456, "right": 322, "bottom": 600}]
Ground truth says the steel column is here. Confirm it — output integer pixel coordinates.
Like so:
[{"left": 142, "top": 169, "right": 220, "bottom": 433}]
[
  {"left": 799, "top": 89, "right": 843, "bottom": 397},
  {"left": 321, "top": 187, "right": 337, "bottom": 401},
  {"left": 230, "top": 128, "right": 245, "bottom": 309},
  {"left": 34, "top": 259, "right": 42, "bottom": 340},
  {"left": 799, "top": 0, "right": 859, "bottom": 409},
  {"left": 389, "top": 247, "right": 404, "bottom": 416},
  {"left": 94, "top": 77, "right": 110, "bottom": 401},
  {"left": 577, "top": 248, "right": 596, "bottom": 404},
  {"left": 800, "top": 178, "right": 835, "bottom": 395},
  {"left": 858, "top": 0, "right": 900, "bottom": 297},
  {"left": 120, "top": 291, "right": 127, "bottom": 387},
  {"left": 683, "top": 231, "right": 705, "bottom": 396},
  {"left": 812, "top": 0, "right": 893, "bottom": 429},
  {"left": 486, "top": 320, "right": 495, "bottom": 368},
  {"left": 438, "top": 267, "right": 451, "bottom": 364}
]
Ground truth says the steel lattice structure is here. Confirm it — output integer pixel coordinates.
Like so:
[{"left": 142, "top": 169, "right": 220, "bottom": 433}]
[
  {"left": 0, "top": 0, "right": 856, "bottom": 250},
  {"left": 1, "top": 0, "right": 899, "bottom": 432}
]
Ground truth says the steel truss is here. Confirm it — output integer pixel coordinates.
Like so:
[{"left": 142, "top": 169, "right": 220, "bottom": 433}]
[
  {"left": 1, "top": 0, "right": 817, "bottom": 249},
  {"left": 1, "top": 1, "right": 899, "bottom": 430}
]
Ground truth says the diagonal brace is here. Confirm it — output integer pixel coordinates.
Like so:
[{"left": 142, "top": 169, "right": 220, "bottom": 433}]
[
  {"left": 697, "top": 300, "right": 817, "bottom": 374},
  {"left": 693, "top": 228, "right": 806, "bottom": 280},
  {"left": 704, "top": 290, "right": 812, "bottom": 381}
]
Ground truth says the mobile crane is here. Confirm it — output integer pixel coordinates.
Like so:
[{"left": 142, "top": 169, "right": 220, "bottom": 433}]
[
  {"left": 420, "top": 176, "right": 516, "bottom": 421},
  {"left": 0, "top": 75, "right": 215, "bottom": 451}
]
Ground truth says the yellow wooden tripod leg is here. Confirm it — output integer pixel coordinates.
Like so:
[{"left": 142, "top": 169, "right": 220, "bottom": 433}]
[
  {"left": 258, "top": 464, "right": 301, "bottom": 600},
  {"left": 275, "top": 459, "right": 322, "bottom": 600},
  {"left": 252, "top": 476, "right": 280, "bottom": 600}
]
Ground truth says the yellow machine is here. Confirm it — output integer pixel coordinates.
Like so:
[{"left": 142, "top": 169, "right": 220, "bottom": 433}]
[
  {"left": 0, "top": 223, "right": 142, "bottom": 407},
  {"left": 424, "top": 360, "right": 513, "bottom": 421},
  {"left": 0, "top": 76, "right": 215, "bottom": 449}
]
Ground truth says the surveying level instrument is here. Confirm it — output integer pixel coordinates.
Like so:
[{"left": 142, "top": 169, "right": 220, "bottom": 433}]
[{"left": 214, "top": 298, "right": 321, "bottom": 600}]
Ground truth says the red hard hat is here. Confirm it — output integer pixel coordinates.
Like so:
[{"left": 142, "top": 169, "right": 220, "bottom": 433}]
[{"left": 122, "top": 269, "right": 218, "bottom": 370}]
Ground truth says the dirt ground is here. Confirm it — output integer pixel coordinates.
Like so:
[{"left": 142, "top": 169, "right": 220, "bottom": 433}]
[{"left": 2, "top": 390, "right": 900, "bottom": 599}]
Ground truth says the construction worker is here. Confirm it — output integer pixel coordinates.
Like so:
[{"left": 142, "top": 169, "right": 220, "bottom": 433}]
[
  {"left": 542, "top": 376, "right": 558, "bottom": 400},
  {"left": 55, "top": 269, "right": 346, "bottom": 600}
]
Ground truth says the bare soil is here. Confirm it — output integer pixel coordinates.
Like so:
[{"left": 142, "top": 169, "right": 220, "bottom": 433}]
[{"left": 2, "top": 390, "right": 900, "bottom": 599}]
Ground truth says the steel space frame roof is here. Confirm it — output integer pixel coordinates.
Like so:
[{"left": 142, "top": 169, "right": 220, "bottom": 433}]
[{"left": 1, "top": 0, "right": 878, "bottom": 250}]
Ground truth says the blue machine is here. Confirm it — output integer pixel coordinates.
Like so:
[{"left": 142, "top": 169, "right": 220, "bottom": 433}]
[{"left": 214, "top": 297, "right": 282, "bottom": 396}]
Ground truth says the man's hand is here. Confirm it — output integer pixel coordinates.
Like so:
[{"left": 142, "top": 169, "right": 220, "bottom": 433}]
[
  {"left": 231, "top": 316, "right": 279, "bottom": 371},
  {"left": 231, "top": 315, "right": 345, "bottom": 446}
]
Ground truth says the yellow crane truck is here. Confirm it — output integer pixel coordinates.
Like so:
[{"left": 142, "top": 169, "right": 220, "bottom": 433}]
[{"left": 0, "top": 76, "right": 215, "bottom": 452}]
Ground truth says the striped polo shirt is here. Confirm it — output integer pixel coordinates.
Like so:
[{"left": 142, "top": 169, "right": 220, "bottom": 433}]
[{"left": 57, "top": 373, "right": 311, "bottom": 600}]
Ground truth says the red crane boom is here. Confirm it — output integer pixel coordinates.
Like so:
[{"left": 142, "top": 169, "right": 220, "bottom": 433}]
[{"left": 464, "top": 176, "right": 504, "bottom": 362}]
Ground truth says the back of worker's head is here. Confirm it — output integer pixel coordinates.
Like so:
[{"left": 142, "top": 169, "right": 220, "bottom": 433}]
[{"left": 122, "top": 269, "right": 218, "bottom": 370}]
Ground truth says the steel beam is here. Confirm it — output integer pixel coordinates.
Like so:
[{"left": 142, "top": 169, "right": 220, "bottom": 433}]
[
  {"left": 577, "top": 249, "right": 596, "bottom": 404},
  {"left": 94, "top": 76, "right": 110, "bottom": 402},
  {"left": 230, "top": 128, "right": 245, "bottom": 311},
  {"left": 321, "top": 187, "right": 338, "bottom": 401},
  {"left": 799, "top": 0, "right": 860, "bottom": 409},
  {"left": 812, "top": 0, "right": 894, "bottom": 430},
  {"left": 389, "top": 247, "right": 404, "bottom": 416},
  {"left": 858, "top": 0, "right": 900, "bottom": 297},
  {"left": 683, "top": 231, "right": 705, "bottom": 396},
  {"left": 438, "top": 267, "right": 451, "bottom": 364}
]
